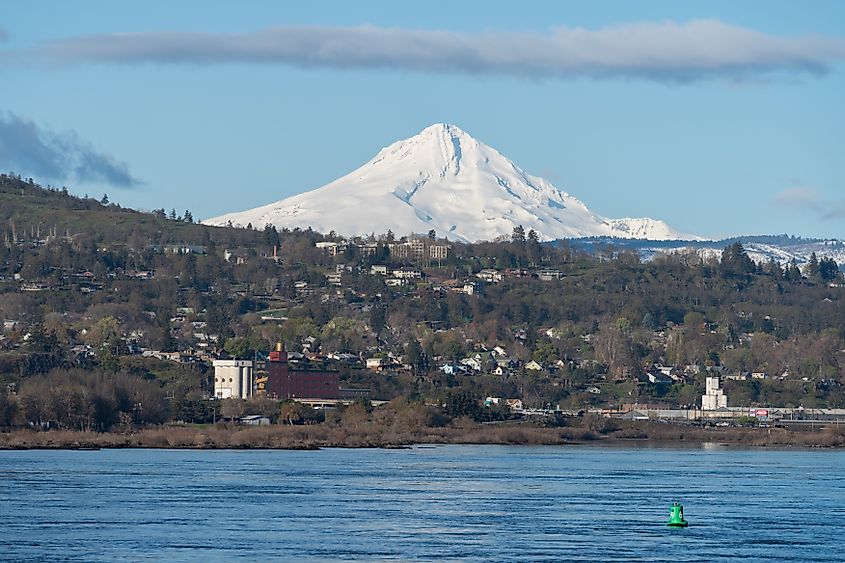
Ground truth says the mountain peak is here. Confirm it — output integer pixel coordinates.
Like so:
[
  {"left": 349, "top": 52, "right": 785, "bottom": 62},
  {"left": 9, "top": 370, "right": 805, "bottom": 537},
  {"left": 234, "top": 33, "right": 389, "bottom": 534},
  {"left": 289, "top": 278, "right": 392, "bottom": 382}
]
[
  {"left": 369, "top": 123, "right": 479, "bottom": 177},
  {"left": 205, "top": 126, "right": 697, "bottom": 242},
  {"left": 419, "top": 122, "right": 466, "bottom": 135}
]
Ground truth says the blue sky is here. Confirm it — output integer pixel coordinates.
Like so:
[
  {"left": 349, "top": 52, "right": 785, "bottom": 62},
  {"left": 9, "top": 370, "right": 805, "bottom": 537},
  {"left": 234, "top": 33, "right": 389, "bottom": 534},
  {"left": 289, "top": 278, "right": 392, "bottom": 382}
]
[{"left": 1, "top": 0, "right": 844, "bottom": 239}]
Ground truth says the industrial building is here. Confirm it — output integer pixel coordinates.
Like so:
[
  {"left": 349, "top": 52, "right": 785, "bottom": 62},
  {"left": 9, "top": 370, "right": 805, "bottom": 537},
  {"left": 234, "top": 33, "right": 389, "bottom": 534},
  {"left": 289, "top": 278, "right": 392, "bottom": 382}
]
[
  {"left": 265, "top": 344, "right": 341, "bottom": 400},
  {"left": 701, "top": 376, "right": 728, "bottom": 410},
  {"left": 212, "top": 359, "right": 254, "bottom": 399}
]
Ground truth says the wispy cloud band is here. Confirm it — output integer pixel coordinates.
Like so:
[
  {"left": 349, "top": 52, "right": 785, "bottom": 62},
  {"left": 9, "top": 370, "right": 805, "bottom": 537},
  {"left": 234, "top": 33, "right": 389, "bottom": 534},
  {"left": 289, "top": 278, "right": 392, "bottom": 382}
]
[
  {"left": 774, "top": 186, "right": 845, "bottom": 221},
  {"left": 0, "top": 111, "right": 140, "bottom": 188},
  {"left": 10, "top": 20, "right": 845, "bottom": 82}
]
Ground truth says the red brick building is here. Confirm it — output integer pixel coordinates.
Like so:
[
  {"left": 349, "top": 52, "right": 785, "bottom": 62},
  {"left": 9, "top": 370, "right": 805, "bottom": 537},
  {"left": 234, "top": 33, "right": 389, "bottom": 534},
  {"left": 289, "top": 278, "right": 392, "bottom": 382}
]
[{"left": 265, "top": 344, "right": 341, "bottom": 400}]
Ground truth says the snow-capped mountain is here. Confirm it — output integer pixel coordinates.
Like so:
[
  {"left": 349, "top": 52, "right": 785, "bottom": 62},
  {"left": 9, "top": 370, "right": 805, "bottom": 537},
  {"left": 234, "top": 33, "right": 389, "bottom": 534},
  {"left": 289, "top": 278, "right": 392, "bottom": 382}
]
[{"left": 204, "top": 124, "right": 697, "bottom": 242}]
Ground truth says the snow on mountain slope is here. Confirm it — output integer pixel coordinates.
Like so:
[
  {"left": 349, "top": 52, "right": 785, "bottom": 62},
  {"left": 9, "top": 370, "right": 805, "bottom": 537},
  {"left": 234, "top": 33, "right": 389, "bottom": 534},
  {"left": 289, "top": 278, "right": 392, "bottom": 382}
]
[
  {"left": 204, "top": 124, "right": 697, "bottom": 242},
  {"left": 640, "top": 240, "right": 845, "bottom": 269}
]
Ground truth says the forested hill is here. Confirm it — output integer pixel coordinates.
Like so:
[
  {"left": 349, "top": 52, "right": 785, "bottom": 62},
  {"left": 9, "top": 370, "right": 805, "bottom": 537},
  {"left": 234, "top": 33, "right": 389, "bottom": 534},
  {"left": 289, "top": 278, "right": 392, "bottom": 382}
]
[{"left": 0, "top": 173, "right": 217, "bottom": 243}]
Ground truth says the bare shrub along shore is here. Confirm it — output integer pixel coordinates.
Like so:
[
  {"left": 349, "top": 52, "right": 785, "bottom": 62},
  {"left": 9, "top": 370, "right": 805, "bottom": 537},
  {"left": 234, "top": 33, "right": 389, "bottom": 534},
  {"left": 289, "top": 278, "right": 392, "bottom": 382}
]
[{"left": 2, "top": 419, "right": 843, "bottom": 450}]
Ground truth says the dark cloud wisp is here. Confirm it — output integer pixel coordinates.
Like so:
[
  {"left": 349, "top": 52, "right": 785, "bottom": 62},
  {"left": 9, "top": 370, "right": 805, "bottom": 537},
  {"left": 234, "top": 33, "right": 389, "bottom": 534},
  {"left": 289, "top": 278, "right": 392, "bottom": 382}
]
[{"left": 0, "top": 111, "right": 140, "bottom": 188}]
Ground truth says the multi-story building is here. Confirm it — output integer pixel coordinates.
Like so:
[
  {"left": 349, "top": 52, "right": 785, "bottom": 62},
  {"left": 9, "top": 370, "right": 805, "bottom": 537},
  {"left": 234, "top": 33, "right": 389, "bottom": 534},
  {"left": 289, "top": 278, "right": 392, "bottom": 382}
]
[{"left": 265, "top": 343, "right": 341, "bottom": 400}]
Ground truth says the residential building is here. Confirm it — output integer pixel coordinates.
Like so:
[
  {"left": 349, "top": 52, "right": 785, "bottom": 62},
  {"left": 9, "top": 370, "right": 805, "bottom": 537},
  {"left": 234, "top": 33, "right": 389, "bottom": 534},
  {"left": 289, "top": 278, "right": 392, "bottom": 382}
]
[
  {"left": 537, "top": 269, "right": 565, "bottom": 281},
  {"left": 476, "top": 269, "right": 503, "bottom": 283},
  {"left": 393, "top": 267, "right": 422, "bottom": 279}
]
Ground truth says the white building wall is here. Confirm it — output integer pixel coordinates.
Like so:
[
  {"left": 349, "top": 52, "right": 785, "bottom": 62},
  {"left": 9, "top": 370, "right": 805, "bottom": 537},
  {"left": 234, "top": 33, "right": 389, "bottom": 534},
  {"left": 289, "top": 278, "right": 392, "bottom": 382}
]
[
  {"left": 213, "top": 360, "right": 254, "bottom": 399},
  {"left": 702, "top": 376, "right": 728, "bottom": 410}
]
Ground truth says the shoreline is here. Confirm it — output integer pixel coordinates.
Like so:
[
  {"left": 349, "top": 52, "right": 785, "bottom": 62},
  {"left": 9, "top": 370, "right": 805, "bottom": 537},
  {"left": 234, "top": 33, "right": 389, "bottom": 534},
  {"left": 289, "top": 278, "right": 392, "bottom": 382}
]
[{"left": 2, "top": 420, "right": 843, "bottom": 450}]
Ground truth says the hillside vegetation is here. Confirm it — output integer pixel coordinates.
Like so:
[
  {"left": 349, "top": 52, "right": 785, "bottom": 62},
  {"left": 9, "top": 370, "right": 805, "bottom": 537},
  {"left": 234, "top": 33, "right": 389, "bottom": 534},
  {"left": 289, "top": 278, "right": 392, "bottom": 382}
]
[{"left": 1, "top": 173, "right": 844, "bottom": 435}]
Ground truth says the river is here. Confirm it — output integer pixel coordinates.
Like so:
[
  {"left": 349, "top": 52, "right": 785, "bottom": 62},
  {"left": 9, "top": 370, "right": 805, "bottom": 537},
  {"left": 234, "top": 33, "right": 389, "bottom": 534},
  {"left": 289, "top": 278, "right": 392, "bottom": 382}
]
[{"left": 2, "top": 444, "right": 843, "bottom": 561}]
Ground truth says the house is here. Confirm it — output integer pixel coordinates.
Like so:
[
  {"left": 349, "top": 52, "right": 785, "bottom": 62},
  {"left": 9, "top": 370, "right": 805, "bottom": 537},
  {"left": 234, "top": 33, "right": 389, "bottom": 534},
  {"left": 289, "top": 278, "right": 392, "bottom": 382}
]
[
  {"left": 647, "top": 372, "right": 673, "bottom": 385},
  {"left": 484, "top": 397, "right": 522, "bottom": 411},
  {"left": 370, "top": 265, "right": 388, "bottom": 276},
  {"left": 223, "top": 250, "right": 248, "bottom": 265},
  {"left": 366, "top": 357, "right": 386, "bottom": 370},
  {"left": 653, "top": 364, "right": 674, "bottom": 376},
  {"left": 505, "top": 399, "right": 524, "bottom": 411},
  {"left": 451, "top": 281, "right": 478, "bottom": 295},
  {"left": 524, "top": 360, "right": 544, "bottom": 371},
  {"left": 476, "top": 269, "right": 504, "bottom": 283},
  {"left": 328, "top": 352, "right": 359, "bottom": 364},
  {"left": 493, "top": 365, "right": 510, "bottom": 376},
  {"left": 493, "top": 346, "right": 508, "bottom": 357},
  {"left": 392, "top": 267, "right": 422, "bottom": 280},
  {"left": 724, "top": 373, "right": 749, "bottom": 381},
  {"left": 315, "top": 241, "right": 347, "bottom": 256},
  {"left": 460, "top": 357, "right": 483, "bottom": 372},
  {"left": 537, "top": 269, "right": 565, "bottom": 281},
  {"left": 544, "top": 327, "right": 563, "bottom": 339},
  {"left": 162, "top": 244, "right": 207, "bottom": 255},
  {"left": 440, "top": 364, "right": 468, "bottom": 375}
]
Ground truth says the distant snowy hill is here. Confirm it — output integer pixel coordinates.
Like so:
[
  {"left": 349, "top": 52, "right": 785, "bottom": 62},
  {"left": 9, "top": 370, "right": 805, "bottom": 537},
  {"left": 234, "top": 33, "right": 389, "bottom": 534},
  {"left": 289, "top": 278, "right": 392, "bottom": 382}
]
[
  {"left": 572, "top": 236, "right": 845, "bottom": 270},
  {"left": 204, "top": 124, "right": 696, "bottom": 242}
]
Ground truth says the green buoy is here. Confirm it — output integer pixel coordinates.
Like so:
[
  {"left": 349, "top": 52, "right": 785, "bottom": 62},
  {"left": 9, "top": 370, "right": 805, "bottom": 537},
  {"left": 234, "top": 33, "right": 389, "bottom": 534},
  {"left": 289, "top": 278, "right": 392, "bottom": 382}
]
[{"left": 668, "top": 502, "right": 688, "bottom": 527}]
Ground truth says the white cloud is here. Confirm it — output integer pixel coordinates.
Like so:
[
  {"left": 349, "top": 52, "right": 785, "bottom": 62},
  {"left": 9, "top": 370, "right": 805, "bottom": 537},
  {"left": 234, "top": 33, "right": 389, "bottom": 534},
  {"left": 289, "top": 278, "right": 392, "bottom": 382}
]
[
  {"left": 773, "top": 186, "right": 823, "bottom": 209},
  {"left": 774, "top": 186, "right": 845, "bottom": 221},
  {"left": 11, "top": 20, "right": 845, "bottom": 82}
]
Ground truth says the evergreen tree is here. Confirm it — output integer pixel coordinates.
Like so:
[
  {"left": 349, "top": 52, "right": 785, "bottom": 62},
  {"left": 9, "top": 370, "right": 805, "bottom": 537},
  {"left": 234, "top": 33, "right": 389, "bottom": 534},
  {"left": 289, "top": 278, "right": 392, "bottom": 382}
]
[
  {"left": 405, "top": 339, "right": 424, "bottom": 374},
  {"left": 527, "top": 229, "right": 541, "bottom": 265},
  {"left": 804, "top": 252, "right": 820, "bottom": 280},
  {"left": 719, "top": 242, "right": 755, "bottom": 279},
  {"left": 819, "top": 257, "right": 840, "bottom": 283},
  {"left": 369, "top": 305, "right": 387, "bottom": 338}
]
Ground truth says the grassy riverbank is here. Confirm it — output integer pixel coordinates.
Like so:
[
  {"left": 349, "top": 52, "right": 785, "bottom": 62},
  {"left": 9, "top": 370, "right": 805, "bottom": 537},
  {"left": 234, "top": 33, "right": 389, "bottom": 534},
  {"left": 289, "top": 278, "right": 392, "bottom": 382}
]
[{"left": 2, "top": 419, "right": 844, "bottom": 450}]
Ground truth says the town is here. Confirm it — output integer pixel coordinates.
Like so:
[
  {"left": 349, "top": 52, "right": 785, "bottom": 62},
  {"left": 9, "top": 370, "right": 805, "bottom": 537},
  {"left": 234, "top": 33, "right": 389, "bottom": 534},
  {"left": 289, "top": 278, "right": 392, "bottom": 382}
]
[{"left": 1, "top": 174, "right": 845, "bottom": 435}]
